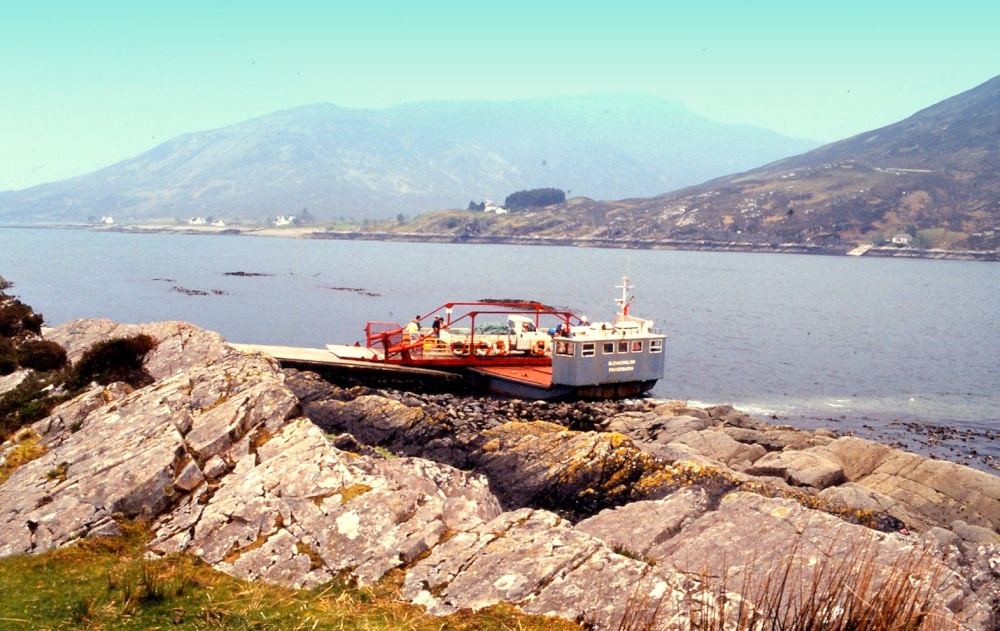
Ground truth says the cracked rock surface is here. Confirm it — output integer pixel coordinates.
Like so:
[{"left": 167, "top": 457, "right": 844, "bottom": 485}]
[{"left": 2, "top": 320, "right": 999, "bottom": 629}]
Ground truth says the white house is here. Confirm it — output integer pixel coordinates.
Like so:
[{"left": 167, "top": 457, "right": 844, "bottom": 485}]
[
  {"left": 273, "top": 216, "right": 295, "bottom": 226},
  {"left": 100, "top": 216, "right": 114, "bottom": 225},
  {"left": 211, "top": 219, "right": 226, "bottom": 227},
  {"left": 188, "top": 217, "right": 207, "bottom": 225},
  {"left": 483, "top": 200, "right": 508, "bottom": 214},
  {"left": 891, "top": 233, "right": 912, "bottom": 245}
]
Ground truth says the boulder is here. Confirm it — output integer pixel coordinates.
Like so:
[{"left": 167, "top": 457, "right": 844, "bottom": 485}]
[
  {"left": 705, "top": 404, "right": 768, "bottom": 429},
  {"left": 809, "top": 436, "right": 895, "bottom": 479},
  {"left": 670, "top": 429, "right": 768, "bottom": 470},
  {"left": 653, "top": 399, "right": 711, "bottom": 420},
  {"left": 746, "top": 450, "right": 846, "bottom": 489}
]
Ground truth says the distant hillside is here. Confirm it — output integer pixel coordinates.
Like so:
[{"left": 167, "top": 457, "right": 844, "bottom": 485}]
[
  {"left": 0, "top": 95, "right": 817, "bottom": 223},
  {"left": 385, "top": 76, "right": 1000, "bottom": 253}
]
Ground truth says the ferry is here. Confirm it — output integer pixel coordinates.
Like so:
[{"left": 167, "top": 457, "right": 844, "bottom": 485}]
[{"left": 325, "top": 276, "right": 665, "bottom": 399}]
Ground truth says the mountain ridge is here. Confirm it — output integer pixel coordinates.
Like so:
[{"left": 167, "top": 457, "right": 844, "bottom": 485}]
[{"left": 0, "top": 95, "right": 818, "bottom": 223}]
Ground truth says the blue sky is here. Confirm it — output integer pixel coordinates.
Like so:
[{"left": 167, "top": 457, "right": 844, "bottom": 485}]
[{"left": 1, "top": 1, "right": 997, "bottom": 192}]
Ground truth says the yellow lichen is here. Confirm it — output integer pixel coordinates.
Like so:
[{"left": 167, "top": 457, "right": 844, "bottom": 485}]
[
  {"left": 295, "top": 541, "right": 325, "bottom": 570},
  {"left": 339, "top": 483, "right": 373, "bottom": 504},
  {"left": 222, "top": 534, "right": 270, "bottom": 564},
  {"left": 0, "top": 432, "right": 47, "bottom": 486}
]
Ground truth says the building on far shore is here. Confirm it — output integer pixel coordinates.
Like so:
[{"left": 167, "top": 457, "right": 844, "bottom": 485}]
[{"left": 483, "top": 200, "right": 508, "bottom": 214}]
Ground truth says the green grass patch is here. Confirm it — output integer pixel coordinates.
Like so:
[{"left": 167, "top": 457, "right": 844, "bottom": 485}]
[{"left": 0, "top": 522, "right": 582, "bottom": 630}]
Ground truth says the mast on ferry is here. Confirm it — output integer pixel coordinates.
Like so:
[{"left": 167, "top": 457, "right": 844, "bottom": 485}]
[{"left": 615, "top": 275, "right": 634, "bottom": 317}]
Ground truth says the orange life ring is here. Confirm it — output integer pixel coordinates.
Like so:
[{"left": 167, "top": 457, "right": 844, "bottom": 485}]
[
  {"left": 494, "top": 339, "right": 508, "bottom": 356},
  {"left": 452, "top": 341, "right": 467, "bottom": 355},
  {"left": 532, "top": 339, "right": 546, "bottom": 355},
  {"left": 475, "top": 341, "right": 491, "bottom": 356}
]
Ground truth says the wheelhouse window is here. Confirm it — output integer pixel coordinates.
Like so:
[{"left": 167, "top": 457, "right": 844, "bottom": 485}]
[
  {"left": 581, "top": 342, "right": 596, "bottom": 357},
  {"left": 602, "top": 342, "right": 615, "bottom": 354},
  {"left": 631, "top": 340, "right": 643, "bottom": 353},
  {"left": 650, "top": 339, "right": 663, "bottom": 353},
  {"left": 555, "top": 340, "right": 574, "bottom": 356},
  {"left": 617, "top": 341, "right": 629, "bottom": 354}
]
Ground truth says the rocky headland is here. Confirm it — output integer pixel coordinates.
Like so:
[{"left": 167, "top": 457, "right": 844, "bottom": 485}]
[{"left": 3, "top": 318, "right": 1000, "bottom": 629}]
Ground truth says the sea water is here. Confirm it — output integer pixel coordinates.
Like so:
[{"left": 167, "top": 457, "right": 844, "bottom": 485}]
[{"left": 2, "top": 227, "right": 999, "bottom": 465}]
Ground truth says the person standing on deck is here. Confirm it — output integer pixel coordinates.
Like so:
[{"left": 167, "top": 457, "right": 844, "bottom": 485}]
[{"left": 404, "top": 316, "right": 420, "bottom": 342}]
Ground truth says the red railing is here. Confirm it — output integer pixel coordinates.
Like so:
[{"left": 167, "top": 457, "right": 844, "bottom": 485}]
[{"left": 362, "top": 301, "right": 581, "bottom": 365}]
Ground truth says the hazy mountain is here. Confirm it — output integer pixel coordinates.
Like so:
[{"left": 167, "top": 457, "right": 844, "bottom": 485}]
[
  {"left": 397, "top": 76, "right": 1000, "bottom": 253},
  {"left": 0, "top": 95, "right": 818, "bottom": 223}
]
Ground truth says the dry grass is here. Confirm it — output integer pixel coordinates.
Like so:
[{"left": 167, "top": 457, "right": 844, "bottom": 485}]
[{"left": 616, "top": 534, "right": 959, "bottom": 631}]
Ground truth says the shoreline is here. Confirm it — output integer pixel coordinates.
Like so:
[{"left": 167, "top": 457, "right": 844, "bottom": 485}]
[
  {"left": 6, "top": 222, "right": 998, "bottom": 262},
  {"left": 7, "top": 229, "right": 998, "bottom": 473}
]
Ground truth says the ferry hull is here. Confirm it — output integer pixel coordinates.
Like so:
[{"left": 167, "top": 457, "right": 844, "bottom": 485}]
[{"left": 467, "top": 366, "right": 658, "bottom": 401}]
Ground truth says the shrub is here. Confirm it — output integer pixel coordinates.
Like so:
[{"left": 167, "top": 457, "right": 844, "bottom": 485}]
[
  {"left": 16, "top": 340, "right": 68, "bottom": 372},
  {"left": 21, "top": 312, "right": 43, "bottom": 335},
  {"left": 0, "top": 300, "right": 38, "bottom": 337},
  {"left": 0, "top": 376, "right": 66, "bottom": 441},
  {"left": 504, "top": 188, "right": 566, "bottom": 211},
  {"left": 69, "top": 334, "right": 158, "bottom": 389},
  {"left": 0, "top": 338, "right": 16, "bottom": 375}
]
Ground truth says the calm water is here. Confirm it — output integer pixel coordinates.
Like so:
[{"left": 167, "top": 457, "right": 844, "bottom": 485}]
[{"left": 2, "top": 227, "right": 999, "bottom": 459}]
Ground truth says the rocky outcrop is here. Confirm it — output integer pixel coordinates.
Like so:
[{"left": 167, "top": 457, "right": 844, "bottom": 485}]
[
  {"left": 3, "top": 321, "right": 1000, "bottom": 629},
  {"left": 291, "top": 377, "right": 744, "bottom": 520},
  {"left": 579, "top": 491, "right": 993, "bottom": 629},
  {"left": 813, "top": 437, "right": 1000, "bottom": 532},
  {"left": 0, "top": 324, "right": 296, "bottom": 556},
  {"left": 44, "top": 319, "right": 230, "bottom": 379},
  {"left": 150, "top": 417, "right": 502, "bottom": 589},
  {"left": 284, "top": 370, "right": 1000, "bottom": 626},
  {"left": 0, "top": 321, "right": 747, "bottom": 627}
]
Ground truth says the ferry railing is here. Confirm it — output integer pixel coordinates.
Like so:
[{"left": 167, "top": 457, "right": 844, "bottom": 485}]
[{"left": 364, "top": 302, "right": 582, "bottom": 363}]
